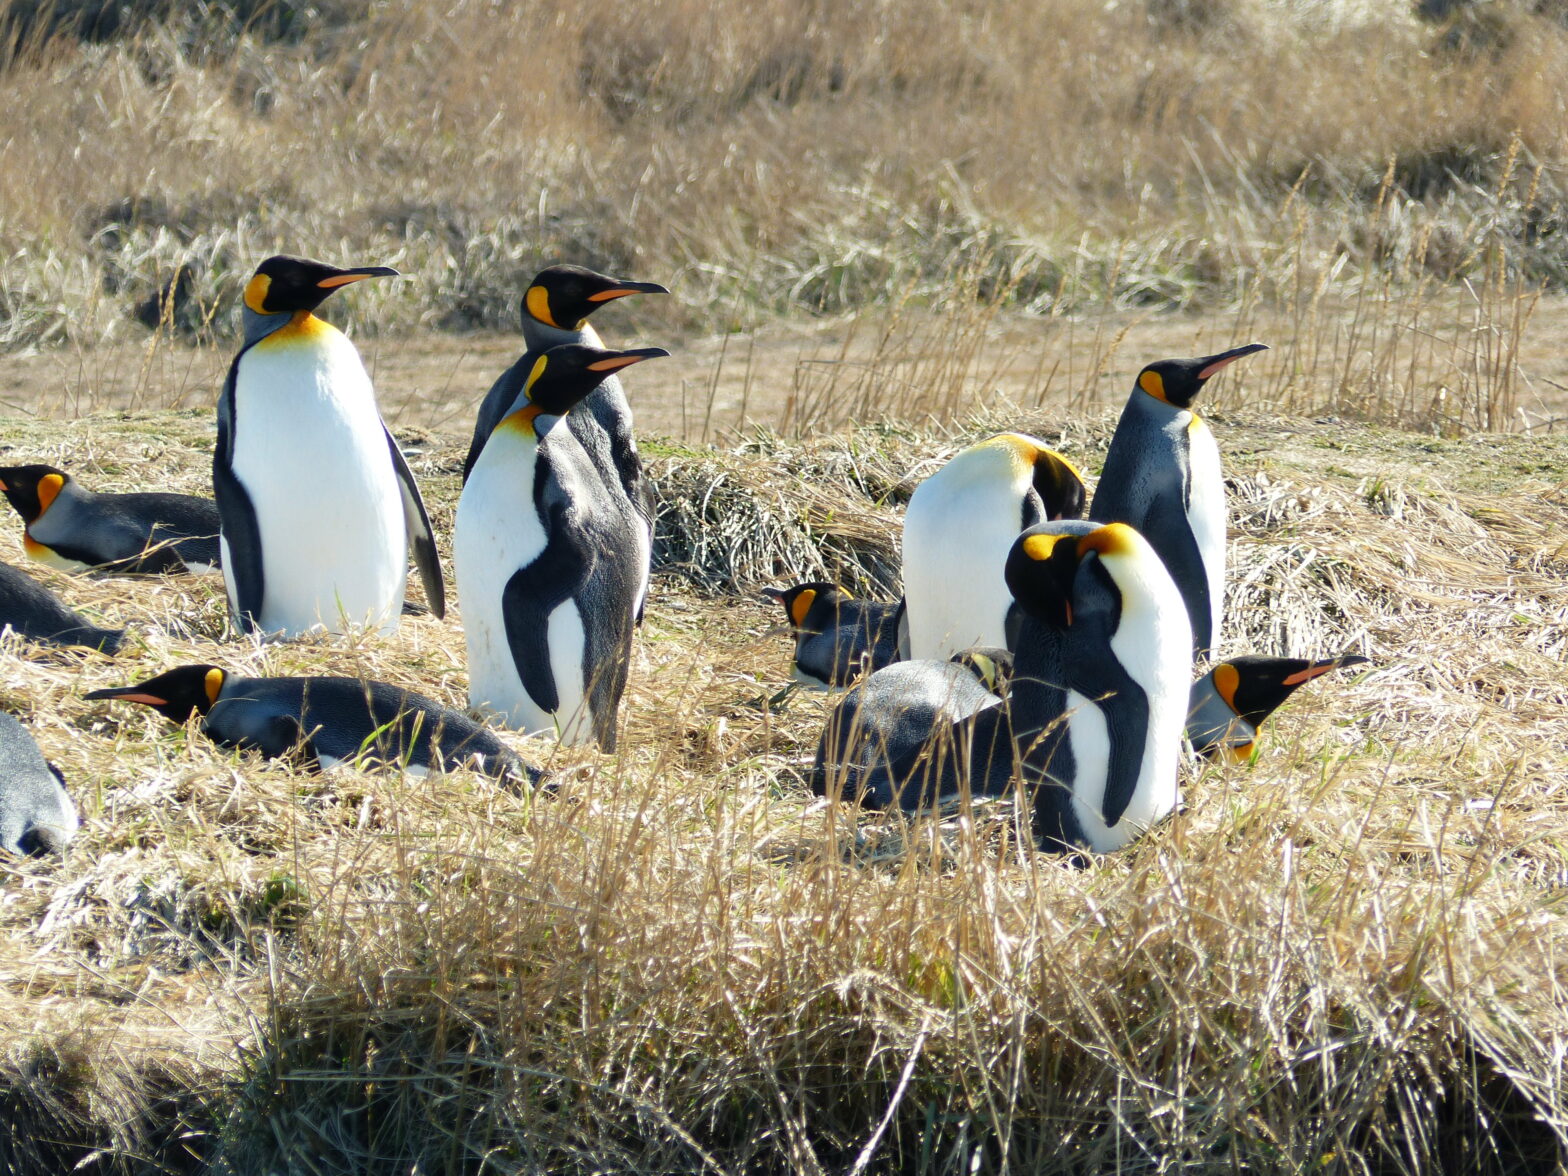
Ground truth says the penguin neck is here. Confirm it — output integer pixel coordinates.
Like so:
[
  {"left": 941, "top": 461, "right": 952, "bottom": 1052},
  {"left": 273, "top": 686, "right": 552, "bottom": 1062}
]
[
  {"left": 244, "top": 306, "right": 332, "bottom": 347},
  {"left": 521, "top": 317, "right": 601, "bottom": 352}
]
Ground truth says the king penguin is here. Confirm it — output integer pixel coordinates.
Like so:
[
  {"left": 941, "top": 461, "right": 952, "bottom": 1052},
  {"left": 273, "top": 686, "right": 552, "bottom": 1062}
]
[
  {"left": 0, "top": 463, "right": 221, "bottom": 574},
  {"left": 761, "top": 582, "right": 903, "bottom": 688},
  {"left": 1000, "top": 521, "right": 1193, "bottom": 854},
  {"left": 462, "top": 266, "right": 668, "bottom": 621},
  {"left": 0, "top": 711, "right": 77, "bottom": 855},
  {"left": 901, "top": 433, "right": 1086, "bottom": 661},
  {"left": 0, "top": 561, "right": 123, "bottom": 652},
  {"left": 1187, "top": 653, "right": 1370, "bottom": 760},
  {"left": 86, "top": 665, "right": 541, "bottom": 785},
  {"left": 455, "top": 342, "right": 669, "bottom": 749},
  {"left": 214, "top": 255, "right": 444, "bottom": 637},
  {"left": 1090, "top": 344, "right": 1267, "bottom": 661}
]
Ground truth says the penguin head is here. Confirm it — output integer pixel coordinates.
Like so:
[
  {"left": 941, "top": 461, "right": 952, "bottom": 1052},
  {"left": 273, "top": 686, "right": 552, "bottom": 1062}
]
[
  {"left": 1209, "top": 654, "right": 1371, "bottom": 730},
  {"left": 522, "top": 266, "right": 669, "bottom": 332},
  {"left": 1134, "top": 342, "right": 1269, "bottom": 409},
  {"left": 973, "top": 436, "right": 1086, "bottom": 520},
  {"left": 760, "top": 582, "right": 847, "bottom": 632},
  {"left": 518, "top": 344, "right": 670, "bottom": 417},
  {"left": 950, "top": 647, "right": 1014, "bottom": 695},
  {"left": 243, "top": 255, "right": 399, "bottom": 318},
  {"left": 85, "top": 664, "right": 227, "bottom": 724},
  {"left": 0, "top": 464, "right": 71, "bottom": 524},
  {"left": 1029, "top": 447, "right": 1087, "bottom": 520},
  {"left": 1004, "top": 522, "right": 1135, "bottom": 631}
]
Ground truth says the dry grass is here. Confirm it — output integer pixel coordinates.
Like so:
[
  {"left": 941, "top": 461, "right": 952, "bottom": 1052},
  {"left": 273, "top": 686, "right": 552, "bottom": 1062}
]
[{"left": 0, "top": 408, "right": 1561, "bottom": 1171}]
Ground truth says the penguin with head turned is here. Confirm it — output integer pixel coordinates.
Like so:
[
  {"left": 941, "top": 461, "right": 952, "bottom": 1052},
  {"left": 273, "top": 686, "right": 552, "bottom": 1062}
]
[
  {"left": 901, "top": 433, "right": 1086, "bottom": 661},
  {"left": 761, "top": 583, "right": 903, "bottom": 688},
  {"left": 214, "top": 255, "right": 445, "bottom": 638},
  {"left": 0, "top": 464, "right": 221, "bottom": 575},
  {"left": 1090, "top": 343, "right": 1267, "bottom": 661},
  {"left": 462, "top": 266, "right": 669, "bottom": 621},
  {"left": 1187, "top": 653, "right": 1370, "bottom": 760},
  {"left": 456, "top": 342, "right": 669, "bottom": 750},
  {"left": 86, "top": 665, "right": 541, "bottom": 785}
]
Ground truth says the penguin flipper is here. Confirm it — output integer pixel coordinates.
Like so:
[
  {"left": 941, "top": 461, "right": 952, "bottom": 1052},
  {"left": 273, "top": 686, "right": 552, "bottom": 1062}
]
[
  {"left": 501, "top": 502, "right": 594, "bottom": 715},
  {"left": 383, "top": 426, "right": 447, "bottom": 620},
  {"left": 1145, "top": 491, "right": 1213, "bottom": 656},
  {"left": 213, "top": 363, "right": 265, "bottom": 632}
]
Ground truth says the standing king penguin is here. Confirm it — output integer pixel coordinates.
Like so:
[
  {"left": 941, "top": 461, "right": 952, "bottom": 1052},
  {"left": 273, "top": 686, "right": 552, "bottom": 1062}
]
[
  {"left": 901, "top": 433, "right": 1085, "bottom": 661},
  {"left": 214, "top": 255, "right": 444, "bottom": 637},
  {"left": 462, "top": 266, "right": 669, "bottom": 621},
  {"left": 456, "top": 343, "right": 669, "bottom": 750},
  {"left": 1090, "top": 344, "right": 1267, "bottom": 661},
  {"left": 1001, "top": 521, "right": 1193, "bottom": 854}
]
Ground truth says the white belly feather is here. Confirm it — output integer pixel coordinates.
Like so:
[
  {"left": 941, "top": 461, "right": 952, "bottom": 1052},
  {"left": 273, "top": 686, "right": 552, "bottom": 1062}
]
[
  {"left": 227, "top": 324, "right": 406, "bottom": 636},
  {"left": 1184, "top": 415, "right": 1226, "bottom": 651}
]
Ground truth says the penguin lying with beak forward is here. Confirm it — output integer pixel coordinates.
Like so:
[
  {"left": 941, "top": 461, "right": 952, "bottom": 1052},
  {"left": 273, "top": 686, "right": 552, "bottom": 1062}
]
[
  {"left": 1187, "top": 654, "right": 1371, "bottom": 760},
  {"left": 761, "top": 583, "right": 903, "bottom": 688}
]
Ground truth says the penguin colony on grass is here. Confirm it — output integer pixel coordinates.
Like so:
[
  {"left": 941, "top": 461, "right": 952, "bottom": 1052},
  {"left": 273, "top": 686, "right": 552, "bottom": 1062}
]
[{"left": 0, "top": 253, "right": 1369, "bottom": 862}]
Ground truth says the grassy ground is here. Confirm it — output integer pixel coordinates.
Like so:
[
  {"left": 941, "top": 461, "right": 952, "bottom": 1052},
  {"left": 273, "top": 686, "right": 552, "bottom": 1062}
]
[{"left": 0, "top": 405, "right": 1562, "bottom": 1172}]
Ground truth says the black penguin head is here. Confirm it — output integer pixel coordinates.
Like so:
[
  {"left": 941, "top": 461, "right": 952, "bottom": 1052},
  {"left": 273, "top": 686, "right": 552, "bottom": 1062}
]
[
  {"left": 1134, "top": 342, "right": 1269, "bottom": 410},
  {"left": 242, "top": 255, "right": 399, "bottom": 317},
  {"left": 0, "top": 464, "right": 70, "bottom": 524},
  {"left": 85, "top": 664, "right": 227, "bottom": 724},
  {"left": 520, "top": 344, "right": 670, "bottom": 417},
  {"left": 1004, "top": 522, "right": 1140, "bottom": 629},
  {"left": 760, "top": 582, "right": 847, "bottom": 632},
  {"left": 521, "top": 265, "right": 669, "bottom": 332},
  {"left": 1030, "top": 448, "right": 1086, "bottom": 520},
  {"left": 1211, "top": 654, "right": 1370, "bottom": 728},
  {"left": 950, "top": 647, "right": 1014, "bottom": 695}
]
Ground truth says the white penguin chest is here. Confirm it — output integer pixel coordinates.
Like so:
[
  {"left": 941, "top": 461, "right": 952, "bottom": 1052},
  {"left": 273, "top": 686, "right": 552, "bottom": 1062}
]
[{"left": 1184, "top": 416, "right": 1226, "bottom": 623}]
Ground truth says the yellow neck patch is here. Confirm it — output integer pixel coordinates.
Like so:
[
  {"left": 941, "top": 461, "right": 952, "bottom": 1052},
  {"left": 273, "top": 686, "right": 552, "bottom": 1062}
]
[
  {"left": 1212, "top": 662, "right": 1240, "bottom": 710},
  {"left": 243, "top": 273, "right": 272, "bottom": 314},
  {"left": 203, "top": 668, "right": 225, "bottom": 706},
  {"left": 1222, "top": 740, "right": 1255, "bottom": 763},
  {"left": 789, "top": 589, "right": 817, "bottom": 628},
  {"left": 1138, "top": 369, "right": 1168, "bottom": 403},
  {"left": 499, "top": 404, "right": 545, "bottom": 438},
  {"left": 36, "top": 473, "right": 64, "bottom": 515},
  {"left": 525, "top": 286, "right": 556, "bottom": 329}
]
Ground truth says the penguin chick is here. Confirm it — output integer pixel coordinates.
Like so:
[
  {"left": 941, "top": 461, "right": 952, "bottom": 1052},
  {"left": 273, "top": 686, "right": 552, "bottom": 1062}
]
[
  {"left": 761, "top": 583, "right": 903, "bottom": 688},
  {"left": 214, "top": 254, "right": 445, "bottom": 637},
  {"left": 0, "top": 711, "right": 77, "bottom": 855},
  {"left": 1090, "top": 343, "right": 1267, "bottom": 661},
  {"left": 902, "top": 434, "right": 1086, "bottom": 660},
  {"left": 0, "top": 464, "right": 221, "bottom": 574},
  {"left": 1001, "top": 520, "right": 1193, "bottom": 854},
  {"left": 1187, "top": 654, "right": 1371, "bottom": 760},
  {"left": 86, "top": 665, "right": 542, "bottom": 786},
  {"left": 810, "top": 646, "right": 1014, "bottom": 809},
  {"left": 0, "top": 560, "right": 123, "bottom": 652},
  {"left": 456, "top": 343, "right": 670, "bottom": 750}
]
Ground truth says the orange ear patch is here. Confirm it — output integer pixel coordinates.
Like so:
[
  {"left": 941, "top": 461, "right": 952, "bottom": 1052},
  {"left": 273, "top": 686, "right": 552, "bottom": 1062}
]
[
  {"left": 1212, "top": 663, "right": 1240, "bottom": 710},
  {"left": 1077, "top": 523, "right": 1138, "bottom": 559},
  {"left": 1020, "top": 534, "right": 1059, "bottom": 562},
  {"left": 243, "top": 273, "right": 272, "bottom": 314},
  {"left": 1138, "top": 370, "right": 1167, "bottom": 402},
  {"left": 525, "top": 285, "right": 556, "bottom": 328},
  {"left": 36, "top": 474, "right": 64, "bottom": 514},
  {"left": 789, "top": 589, "right": 817, "bottom": 628},
  {"left": 203, "top": 668, "right": 225, "bottom": 706},
  {"left": 522, "top": 354, "right": 550, "bottom": 397}
]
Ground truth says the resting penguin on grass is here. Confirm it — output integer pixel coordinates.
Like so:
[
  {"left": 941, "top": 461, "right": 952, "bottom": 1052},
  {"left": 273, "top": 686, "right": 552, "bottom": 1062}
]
[
  {"left": 214, "top": 255, "right": 445, "bottom": 638},
  {"left": 0, "top": 464, "right": 221, "bottom": 575},
  {"left": 761, "top": 583, "right": 903, "bottom": 688},
  {"left": 85, "top": 665, "right": 542, "bottom": 785},
  {"left": 901, "top": 434, "right": 1086, "bottom": 661},
  {"left": 810, "top": 647, "right": 1012, "bottom": 809},
  {"left": 0, "top": 561, "right": 123, "bottom": 653},
  {"left": 462, "top": 266, "right": 669, "bottom": 622},
  {"left": 456, "top": 343, "right": 669, "bottom": 750},
  {"left": 1187, "top": 653, "right": 1371, "bottom": 760},
  {"left": 0, "top": 711, "right": 77, "bottom": 855},
  {"left": 1090, "top": 343, "right": 1267, "bottom": 661}
]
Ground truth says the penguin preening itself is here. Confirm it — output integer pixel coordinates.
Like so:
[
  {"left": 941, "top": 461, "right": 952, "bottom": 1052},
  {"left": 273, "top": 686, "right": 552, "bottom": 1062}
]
[
  {"left": 1090, "top": 343, "right": 1267, "bottom": 661},
  {"left": 456, "top": 343, "right": 670, "bottom": 749},
  {"left": 214, "top": 255, "right": 444, "bottom": 638},
  {"left": 810, "top": 647, "right": 1012, "bottom": 810},
  {"left": 0, "top": 711, "right": 77, "bottom": 855},
  {"left": 1001, "top": 520, "right": 1193, "bottom": 854},
  {"left": 1187, "top": 653, "right": 1370, "bottom": 760},
  {"left": 761, "top": 583, "right": 903, "bottom": 688},
  {"left": 0, "top": 464, "right": 221, "bottom": 574},
  {"left": 0, "top": 561, "right": 123, "bottom": 653},
  {"left": 902, "top": 434, "right": 1086, "bottom": 661},
  {"left": 86, "top": 665, "right": 541, "bottom": 785}
]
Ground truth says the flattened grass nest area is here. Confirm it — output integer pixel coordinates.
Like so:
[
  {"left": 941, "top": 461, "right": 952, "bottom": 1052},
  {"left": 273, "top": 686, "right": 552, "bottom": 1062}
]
[{"left": 0, "top": 409, "right": 1564, "bottom": 1173}]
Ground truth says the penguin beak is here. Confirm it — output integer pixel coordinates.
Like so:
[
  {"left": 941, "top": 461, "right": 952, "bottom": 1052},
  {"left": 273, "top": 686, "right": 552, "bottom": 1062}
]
[
  {"left": 586, "top": 347, "right": 671, "bottom": 373},
  {"left": 84, "top": 687, "right": 166, "bottom": 706},
  {"left": 1195, "top": 342, "right": 1269, "bottom": 380},
  {"left": 1282, "top": 654, "right": 1370, "bottom": 686},
  {"left": 760, "top": 588, "right": 787, "bottom": 602},
  {"left": 318, "top": 266, "right": 401, "bottom": 289},
  {"left": 588, "top": 280, "right": 670, "bottom": 302}
]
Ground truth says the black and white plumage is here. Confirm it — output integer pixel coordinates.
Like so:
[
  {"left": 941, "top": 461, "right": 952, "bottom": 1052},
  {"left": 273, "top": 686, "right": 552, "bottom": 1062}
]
[
  {"left": 0, "top": 711, "right": 77, "bottom": 855},
  {"left": 0, "top": 560, "right": 123, "bottom": 653},
  {"left": 761, "top": 583, "right": 903, "bottom": 688},
  {"left": 86, "top": 665, "right": 540, "bottom": 785},
  {"left": 213, "top": 254, "right": 444, "bottom": 638},
  {"left": 0, "top": 464, "right": 220, "bottom": 574},
  {"left": 1089, "top": 343, "right": 1267, "bottom": 661},
  {"left": 1187, "top": 653, "right": 1370, "bottom": 760}
]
